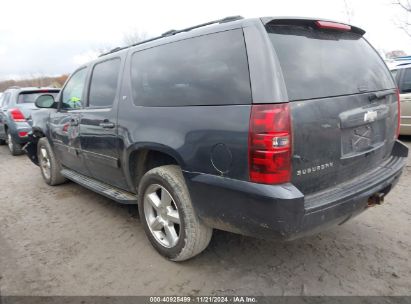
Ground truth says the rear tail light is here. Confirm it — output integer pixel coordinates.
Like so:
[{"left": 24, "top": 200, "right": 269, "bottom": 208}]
[
  {"left": 9, "top": 108, "right": 26, "bottom": 122},
  {"left": 248, "top": 103, "right": 292, "bottom": 184},
  {"left": 315, "top": 20, "right": 351, "bottom": 31},
  {"left": 396, "top": 88, "right": 401, "bottom": 138},
  {"left": 18, "top": 131, "right": 28, "bottom": 137}
]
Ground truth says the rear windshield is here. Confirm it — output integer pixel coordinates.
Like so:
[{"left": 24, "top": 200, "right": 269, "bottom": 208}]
[
  {"left": 267, "top": 24, "right": 395, "bottom": 101},
  {"left": 18, "top": 91, "right": 59, "bottom": 104}
]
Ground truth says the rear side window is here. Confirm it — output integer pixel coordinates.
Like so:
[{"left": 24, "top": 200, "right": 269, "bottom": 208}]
[
  {"left": 400, "top": 68, "right": 411, "bottom": 93},
  {"left": 88, "top": 58, "right": 121, "bottom": 107},
  {"left": 391, "top": 69, "right": 399, "bottom": 84},
  {"left": 18, "top": 91, "right": 59, "bottom": 104},
  {"left": 130, "top": 29, "right": 251, "bottom": 106},
  {"left": 267, "top": 24, "right": 395, "bottom": 101},
  {"left": 1, "top": 92, "right": 11, "bottom": 107}
]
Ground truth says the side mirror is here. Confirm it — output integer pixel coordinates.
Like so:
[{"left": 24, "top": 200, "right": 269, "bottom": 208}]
[{"left": 35, "top": 94, "right": 56, "bottom": 109}]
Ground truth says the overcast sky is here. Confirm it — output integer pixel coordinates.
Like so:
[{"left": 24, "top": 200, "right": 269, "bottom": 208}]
[{"left": 0, "top": 0, "right": 410, "bottom": 80}]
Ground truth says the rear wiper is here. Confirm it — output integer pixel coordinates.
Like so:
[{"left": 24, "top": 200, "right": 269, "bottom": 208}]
[{"left": 368, "top": 90, "right": 396, "bottom": 101}]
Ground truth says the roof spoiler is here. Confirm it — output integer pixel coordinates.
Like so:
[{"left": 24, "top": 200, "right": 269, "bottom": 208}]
[{"left": 262, "top": 17, "right": 366, "bottom": 35}]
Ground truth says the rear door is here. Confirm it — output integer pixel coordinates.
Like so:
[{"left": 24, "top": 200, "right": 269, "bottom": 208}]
[
  {"left": 79, "top": 56, "right": 127, "bottom": 189},
  {"left": 265, "top": 19, "right": 398, "bottom": 195},
  {"left": 398, "top": 67, "right": 411, "bottom": 134},
  {"left": 50, "top": 67, "right": 89, "bottom": 175}
]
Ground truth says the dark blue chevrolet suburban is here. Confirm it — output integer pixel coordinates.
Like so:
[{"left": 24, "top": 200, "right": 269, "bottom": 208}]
[{"left": 25, "top": 16, "right": 408, "bottom": 261}]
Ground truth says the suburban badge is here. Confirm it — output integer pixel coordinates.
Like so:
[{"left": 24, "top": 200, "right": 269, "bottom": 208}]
[{"left": 296, "top": 162, "right": 334, "bottom": 176}]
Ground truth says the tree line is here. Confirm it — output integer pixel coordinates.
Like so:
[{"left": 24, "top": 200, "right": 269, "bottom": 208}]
[{"left": 0, "top": 75, "right": 69, "bottom": 92}]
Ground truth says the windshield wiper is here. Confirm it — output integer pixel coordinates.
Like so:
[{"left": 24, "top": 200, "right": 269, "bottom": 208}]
[{"left": 368, "top": 90, "right": 396, "bottom": 101}]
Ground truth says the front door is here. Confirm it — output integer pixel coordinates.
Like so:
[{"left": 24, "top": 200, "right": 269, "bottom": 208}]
[
  {"left": 78, "top": 57, "right": 127, "bottom": 189},
  {"left": 49, "top": 67, "right": 89, "bottom": 176}
]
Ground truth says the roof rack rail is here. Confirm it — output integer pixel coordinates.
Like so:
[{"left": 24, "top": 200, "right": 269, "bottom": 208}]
[
  {"left": 99, "top": 15, "right": 244, "bottom": 57},
  {"left": 161, "top": 15, "right": 244, "bottom": 36}
]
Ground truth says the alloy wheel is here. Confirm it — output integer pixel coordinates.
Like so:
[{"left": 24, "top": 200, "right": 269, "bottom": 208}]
[
  {"left": 7, "top": 133, "right": 13, "bottom": 152},
  {"left": 39, "top": 147, "right": 51, "bottom": 180},
  {"left": 143, "top": 184, "right": 181, "bottom": 248}
]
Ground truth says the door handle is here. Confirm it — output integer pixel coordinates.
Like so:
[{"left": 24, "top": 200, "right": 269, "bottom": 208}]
[
  {"left": 70, "top": 118, "right": 79, "bottom": 126},
  {"left": 99, "top": 121, "right": 115, "bottom": 129}
]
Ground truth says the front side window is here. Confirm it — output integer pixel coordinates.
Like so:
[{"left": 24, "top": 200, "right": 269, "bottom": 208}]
[
  {"left": 130, "top": 29, "right": 251, "bottom": 107},
  {"left": 88, "top": 58, "right": 121, "bottom": 107},
  {"left": 400, "top": 68, "right": 411, "bottom": 94},
  {"left": 62, "top": 68, "right": 87, "bottom": 109}
]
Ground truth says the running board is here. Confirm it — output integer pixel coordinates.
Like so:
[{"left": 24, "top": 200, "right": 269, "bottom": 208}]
[{"left": 61, "top": 169, "right": 137, "bottom": 204}]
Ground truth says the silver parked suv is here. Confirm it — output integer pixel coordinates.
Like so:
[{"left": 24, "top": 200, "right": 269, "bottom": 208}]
[
  {"left": 0, "top": 87, "right": 60, "bottom": 155},
  {"left": 391, "top": 63, "right": 411, "bottom": 135}
]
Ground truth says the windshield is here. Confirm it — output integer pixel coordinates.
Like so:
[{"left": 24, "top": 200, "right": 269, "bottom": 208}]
[
  {"left": 18, "top": 91, "right": 59, "bottom": 104},
  {"left": 267, "top": 24, "right": 395, "bottom": 101}
]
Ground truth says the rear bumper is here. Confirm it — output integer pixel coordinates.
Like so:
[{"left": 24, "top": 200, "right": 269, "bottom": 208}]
[
  {"left": 184, "top": 140, "right": 408, "bottom": 240},
  {"left": 8, "top": 122, "right": 31, "bottom": 144},
  {"left": 400, "top": 115, "right": 411, "bottom": 135},
  {"left": 400, "top": 124, "right": 411, "bottom": 135}
]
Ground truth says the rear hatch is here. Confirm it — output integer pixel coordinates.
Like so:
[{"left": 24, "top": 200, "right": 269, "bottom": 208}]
[
  {"left": 265, "top": 19, "right": 399, "bottom": 195},
  {"left": 16, "top": 90, "right": 59, "bottom": 122}
]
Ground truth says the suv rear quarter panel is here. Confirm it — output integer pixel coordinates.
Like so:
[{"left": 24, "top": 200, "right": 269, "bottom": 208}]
[{"left": 117, "top": 96, "right": 251, "bottom": 181}]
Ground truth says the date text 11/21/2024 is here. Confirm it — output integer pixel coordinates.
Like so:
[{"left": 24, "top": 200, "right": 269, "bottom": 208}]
[{"left": 149, "top": 296, "right": 257, "bottom": 303}]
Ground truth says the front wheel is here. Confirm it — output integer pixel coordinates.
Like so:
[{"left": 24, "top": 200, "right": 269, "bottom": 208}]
[
  {"left": 37, "top": 137, "right": 67, "bottom": 186},
  {"left": 138, "top": 165, "right": 213, "bottom": 261}
]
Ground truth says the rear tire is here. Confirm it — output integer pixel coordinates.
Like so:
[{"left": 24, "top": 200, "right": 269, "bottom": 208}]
[
  {"left": 0, "top": 138, "right": 6, "bottom": 145},
  {"left": 6, "top": 131, "right": 23, "bottom": 156},
  {"left": 138, "top": 165, "right": 212, "bottom": 261},
  {"left": 37, "top": 137, "right": 67, "bottom": 186}
]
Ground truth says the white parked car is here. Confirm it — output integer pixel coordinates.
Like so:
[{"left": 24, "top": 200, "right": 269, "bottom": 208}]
[{"left": 391, "top": 63, "right": 411, "bottom": 135}]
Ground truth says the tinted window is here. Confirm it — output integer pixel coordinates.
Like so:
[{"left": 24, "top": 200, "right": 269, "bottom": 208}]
[
  {"left": 62, "top": 68, "right": 87, "bottom": 109},
  {"left": 391, "top": 69, "right": 398, "bottom": 82},
  {"left": 400, "top": 68, "right": 411, "bottom": 93},
  {"left": 88, "top": 58, "right": 121, "bottom": 107},
  {"left": 18, "top": 91, "right": 59, "bottom": 104},
  {"left": 1, "top": 92, "right": 11, "bottom": 107},
  {"left": 130, "top": 29, "right": 251, "bottom": 106},
  {"left": 267, "top": 24, "right": 395, "bottom": 101}
]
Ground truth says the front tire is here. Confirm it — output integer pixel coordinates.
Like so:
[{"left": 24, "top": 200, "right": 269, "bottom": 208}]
[
  {"left": 138, "top": 165, "right": 212, "bottom": 261},
  {"left": 6, "top": 131, "right": 23, "bottom": 156},
  {"left": 37, "top": 137, "right": 67, "bottom": 186}
]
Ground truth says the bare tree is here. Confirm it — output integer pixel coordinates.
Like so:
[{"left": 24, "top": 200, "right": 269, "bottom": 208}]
[
  {"left": 123, "top": 29, "right": 149, "bottom": 46},
  {"left": 90, "top": 30, "right": 149, "bottom": 58},
  {"left": 393, "top": 0, "right": 411, "bottom": 37},
  {"left": 93, "top": 44, "right": 115, "bottom": 57},
  {"left": 342, "top": 0, "right": 354, "bottom": 23}
]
